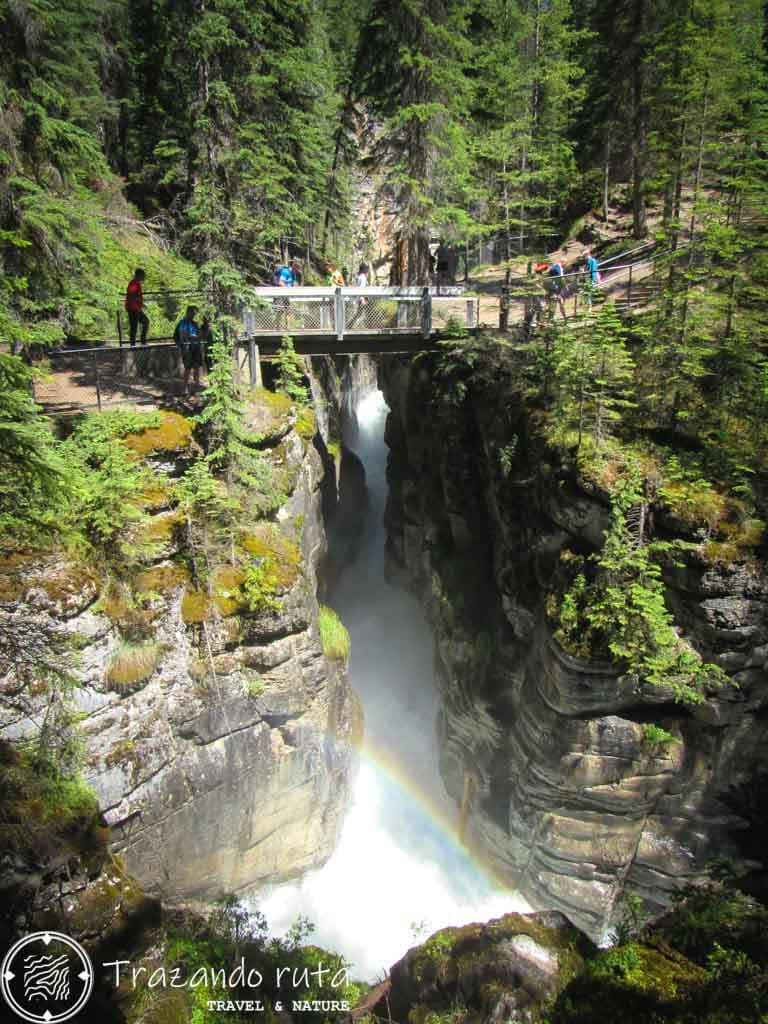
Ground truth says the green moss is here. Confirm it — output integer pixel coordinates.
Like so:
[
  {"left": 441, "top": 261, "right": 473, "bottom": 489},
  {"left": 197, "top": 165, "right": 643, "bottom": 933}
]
[
  {"left": 137, "top": 479, "right": 173, "bottom": 510},
  {"left": 123, "top": 412, "right": 194, "bottom": 458},
  {"left": 213, "top": 566, "right": 247, "bottom": 616},
  {"left": 253, "top": 387, "right": 293, "bottom": 416},
  {"left": 327, "top": 440, "right": 341, "bottom": 460},
  {"left": 241, "top": 524, "right": 301, "bottom": 587},
  {"left": 132, "top": 562, "right": 188, "bottom": 597},
  {"left": 267, "top": 437, "right": 301, "bottom": 495},
  {"left": 703, "top": 517, "right": 764, "bottom": 565},
  {"left": 295, "top": 406, "right": 317, "bottom": 441},
  {"left": 551, "top": 942, "right": 708, "bottom": 1023},
  {"left": 181, "top": 587, "right": 211, "bottom": 624},
  {"left": 318, "top": 604, "right": 350, "bottom": 662},
  {"left": 142, "top": 509, "right": 184, "bottom": 543},
  {"left": 106, "top": 641, "right": 162, "bottom": 691}
]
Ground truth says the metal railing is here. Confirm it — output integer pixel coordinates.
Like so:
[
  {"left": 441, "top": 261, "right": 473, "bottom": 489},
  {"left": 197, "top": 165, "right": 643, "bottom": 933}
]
[{"left": 241, "top": 286, "right": 478, "bottom": 340}]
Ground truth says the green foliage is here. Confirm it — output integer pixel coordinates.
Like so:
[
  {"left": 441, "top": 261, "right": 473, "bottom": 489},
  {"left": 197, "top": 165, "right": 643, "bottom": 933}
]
[
  {"left": 274, "top": 336, "right": 310, "bottom": 406},
  {"left": 555, "top": 473, "right": 724, "bottom": 703},
  {"left": 642, "top": 723, "right": 678, "bottom": 751},
  {"left": 241, "top": 560, "right": 283, "bottom": 615},
  {"left": 318, "top": 605, "right": 351, "bottom": 662},
  {"left": 0, "top": 354, "right": 68, "bottom": 538},
  {"left": 61, "top": 414, "right": 151, "bottom": 544}
]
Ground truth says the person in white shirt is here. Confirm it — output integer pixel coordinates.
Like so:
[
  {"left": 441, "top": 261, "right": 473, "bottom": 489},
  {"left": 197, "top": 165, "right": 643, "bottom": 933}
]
[{"left": 351, "top": 263, "right": 370, "bottom": 327}]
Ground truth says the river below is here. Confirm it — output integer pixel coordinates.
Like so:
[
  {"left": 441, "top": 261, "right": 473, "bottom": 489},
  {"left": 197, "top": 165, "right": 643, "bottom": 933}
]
[{"left": 257, "top": 390, "right": 528, "bottom": 980}]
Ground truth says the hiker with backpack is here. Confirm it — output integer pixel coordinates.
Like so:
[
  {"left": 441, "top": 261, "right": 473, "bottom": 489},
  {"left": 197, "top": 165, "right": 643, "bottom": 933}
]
[
  {"left": 125, "top": 268, "right": 149, "bottom": 345},
  {"left": 544, "top": 260, "right": 567, "bottom": 321},
  {"left": 174, "top": 305, "right": 203, "bottom": 394}
]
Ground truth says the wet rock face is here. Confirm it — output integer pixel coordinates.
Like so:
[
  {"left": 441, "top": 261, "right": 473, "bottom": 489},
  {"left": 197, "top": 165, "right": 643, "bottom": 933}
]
[
  {"left": 380, "top": 356, "right": 768, "bottom": 941},
  {"left": 0, "top": 401, "right": 357, "bottom": 904}
]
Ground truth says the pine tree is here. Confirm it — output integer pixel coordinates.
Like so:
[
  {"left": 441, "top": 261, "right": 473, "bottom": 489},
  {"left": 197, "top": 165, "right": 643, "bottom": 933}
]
[{"left": 354, "top": 0, "right": 473, "bottom": 282}]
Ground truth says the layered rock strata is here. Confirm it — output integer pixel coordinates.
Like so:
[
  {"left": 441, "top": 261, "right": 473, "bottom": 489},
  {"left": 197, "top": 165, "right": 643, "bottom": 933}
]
[{"left": 380, "top": 354, "right": 768, "bottom": 940}]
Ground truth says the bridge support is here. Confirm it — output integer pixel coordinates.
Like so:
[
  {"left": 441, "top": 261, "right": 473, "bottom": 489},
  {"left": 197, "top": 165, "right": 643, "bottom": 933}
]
[
  {"left": 421, "top": 286, "right": 432, "bottom": 339},
  {"left": 248, "top": 339, "right": 262, "bottom": 388}
]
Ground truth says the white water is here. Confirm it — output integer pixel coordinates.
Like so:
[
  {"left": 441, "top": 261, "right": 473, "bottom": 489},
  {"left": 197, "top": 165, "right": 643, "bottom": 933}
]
[{"left": 257, "top": 390, "right": 529, "bottom": 981}]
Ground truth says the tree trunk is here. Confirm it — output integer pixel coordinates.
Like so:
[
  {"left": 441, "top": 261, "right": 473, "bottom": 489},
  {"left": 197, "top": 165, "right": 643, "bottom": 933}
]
[{"left": 631, "top": 0, "right": 649, "bottom": 238}]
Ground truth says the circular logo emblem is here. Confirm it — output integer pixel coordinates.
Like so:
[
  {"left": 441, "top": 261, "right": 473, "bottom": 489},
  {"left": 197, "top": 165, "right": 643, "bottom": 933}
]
[{"left": 0, "top": 932, "right": 93, "bottom": 1023}]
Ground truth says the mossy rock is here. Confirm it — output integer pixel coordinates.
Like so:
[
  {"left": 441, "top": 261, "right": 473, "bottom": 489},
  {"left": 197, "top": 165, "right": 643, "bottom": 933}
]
[
  {"left": 123, "top": 412, "right": 194, "bottom": 458},
  {"left": 240, "top": 524, "right": 301, "bottom": 589},
  {"left": 212, "top": 566, "right": 247, "bottom": 616},
  {"left": 550, "top": 941, "right": 708, "bottom": 1023},
  {"left": 295, "top": 405, "right": 317, "bottom": 441},
  {"left": 132, "top": 562, "right": 189, "bottom": 599},
  {"left": 137, "top": 478, "right": 173, "bottom": 511},
  {"left": 95, "top": 579, "right": 159, "bottom": 638},
  {"left": 383, "top": 911, "right": 591, "bottom": 1024},
  {"left": 0, "top": 554, "right": 99, "bottom": 616},
  {"left": 181, "top": 587, "right": 212, "bottom": 624},
  {"left": 244, "top": 387, "right": 294, "bottom": 444},
  {"left": 266, "top": 436, "right": 302, "bottom": 495}
]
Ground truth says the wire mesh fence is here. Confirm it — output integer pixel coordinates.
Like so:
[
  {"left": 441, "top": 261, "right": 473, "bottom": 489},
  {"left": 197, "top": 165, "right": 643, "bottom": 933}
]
[{"left": 30, "top": 344, "right": 186, "bottom": 414}]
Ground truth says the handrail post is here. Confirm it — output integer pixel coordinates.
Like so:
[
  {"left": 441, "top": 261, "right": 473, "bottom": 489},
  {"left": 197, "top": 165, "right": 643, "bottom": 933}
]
[
  {"left": 500, "top": 286, "right": 510, "bottom": 330},
  {"left": 116, "top": 310, "right": 123, "bottom": 347},
  {"left": 466, "top": 298, "right": 475, "bottom": 329},
  {"left": 627, "top": 264, "right": 633, "bottom": 308},
  {"left": 93, "top": 349, "right": 102, "bottom": 412},
  {"left": 422, "top": 287, "right": 432, "bottom": 339},
  {"left": 335, "top": 287, "right": 344, "bottom": 341}
]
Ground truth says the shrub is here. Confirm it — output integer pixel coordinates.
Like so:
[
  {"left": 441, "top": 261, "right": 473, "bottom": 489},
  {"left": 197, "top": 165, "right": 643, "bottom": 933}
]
[
  {"left": 642, "top": 723, "right": 678, "bottom": 751},
  {"left": 318, "top": 605, "right": 350, "bottom": 662}
]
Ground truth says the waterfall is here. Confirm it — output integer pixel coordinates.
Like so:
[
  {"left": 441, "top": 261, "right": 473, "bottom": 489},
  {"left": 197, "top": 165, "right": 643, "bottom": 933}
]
[{"left": 256, "top": 390, "right": 529, "bottom": 981}]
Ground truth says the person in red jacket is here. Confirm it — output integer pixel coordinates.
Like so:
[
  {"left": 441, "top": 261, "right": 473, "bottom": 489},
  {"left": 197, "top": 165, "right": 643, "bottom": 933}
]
[{"left": 125, "top": 268, "right": 149, "bottom": 345}]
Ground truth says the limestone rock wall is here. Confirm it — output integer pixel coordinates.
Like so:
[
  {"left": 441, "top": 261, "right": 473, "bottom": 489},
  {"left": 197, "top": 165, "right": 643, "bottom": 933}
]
[
  {"left": 380, "top": 356, "right": 768, "bottom": 940},
  {"left": 0, "top": 393, "right": 357, "bottom": 904}
]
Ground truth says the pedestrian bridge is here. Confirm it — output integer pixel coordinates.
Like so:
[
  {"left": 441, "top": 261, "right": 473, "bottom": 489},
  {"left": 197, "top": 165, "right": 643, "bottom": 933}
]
[{"left": 242, "top": 286, "right": 479, "bottom": 354}]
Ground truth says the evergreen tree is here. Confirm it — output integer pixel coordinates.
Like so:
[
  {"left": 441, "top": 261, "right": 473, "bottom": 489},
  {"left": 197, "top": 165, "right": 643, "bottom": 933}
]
[
  {"left": 470, "top": 0, "right": 584, "bottom": 255},
  {"left": 354, "top": 0, "right": 474, "bottom": 282}
]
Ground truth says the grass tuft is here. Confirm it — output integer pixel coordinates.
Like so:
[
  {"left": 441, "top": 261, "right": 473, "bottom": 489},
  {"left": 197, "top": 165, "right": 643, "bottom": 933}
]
[{"left": 318, "top": 605, "right": 350, "bottom": 662}]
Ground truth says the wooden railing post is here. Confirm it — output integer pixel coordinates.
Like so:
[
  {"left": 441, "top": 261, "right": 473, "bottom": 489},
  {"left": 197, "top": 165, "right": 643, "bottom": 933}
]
[
  {"left": 116, "top": 309, "right": 123, "bottom": 347},
  {"left": 334, "top": 287, "right": 345, "bottom": 341},
  {"left": 422, "top": 287, "right": 432, "bottom": 338},
  {"left": 499, "top": 286, "right": 510, "bottom": 330},
  {"left": 466, "top": 298, "right": 475, "bottom": 329},
  {"left": 627, "top": 263, "right": 634, "bottom": 308}
]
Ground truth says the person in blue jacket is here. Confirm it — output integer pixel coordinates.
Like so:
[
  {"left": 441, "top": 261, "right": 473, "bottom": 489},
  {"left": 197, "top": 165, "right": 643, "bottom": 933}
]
[
  {"left": 583, "top": 249, "right": 600, "bottom": 308},
  {"left": 544, "top": 261, "right": 567, "bottom": 320}
]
